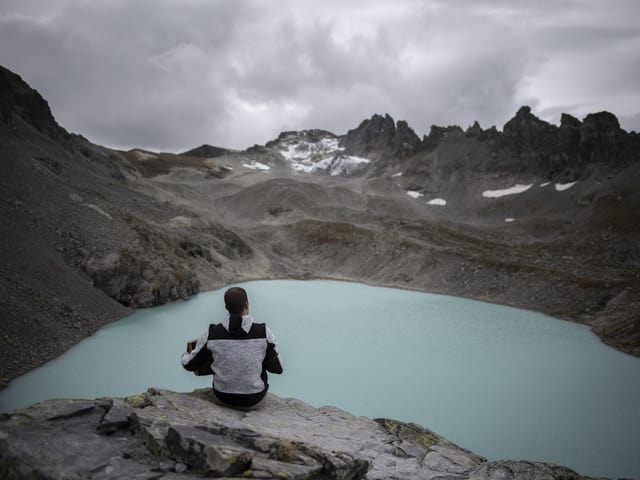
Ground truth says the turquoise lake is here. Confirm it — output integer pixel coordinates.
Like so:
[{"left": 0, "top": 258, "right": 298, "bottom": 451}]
[{"left": 1, "top": 280, "right": 639, "bottom": 478}]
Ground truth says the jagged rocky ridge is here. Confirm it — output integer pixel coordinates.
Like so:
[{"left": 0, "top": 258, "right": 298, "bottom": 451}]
[
  {"left": 0, "top": 388, "right": 599, "bottom": 479},
  {"left": 1, "top": 61, "right": 639, "bottom": 383},
  {"left": 192, "top": 107, "right": 639, "bottom": 181}
]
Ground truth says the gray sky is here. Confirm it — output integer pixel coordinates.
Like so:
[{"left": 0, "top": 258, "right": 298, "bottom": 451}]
[{"left": 1, "top": 0, "right": 639, "bottom": 152}]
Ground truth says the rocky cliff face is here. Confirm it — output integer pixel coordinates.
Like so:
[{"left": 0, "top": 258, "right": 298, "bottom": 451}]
[
  {"left": 399, "top": 105, "right": 640, "bottom": 184},
  {"left": 341, "top": 113, "right": 423, "bottom": 164},
  {"left": 0, "top": 388, "right": 597, "bottom": 480},
  {"left": 495, "top": 106, "right": 639, "bottom": 179},
  {"left": 0, "top": 66, "right": 69, "bottom": 141}
]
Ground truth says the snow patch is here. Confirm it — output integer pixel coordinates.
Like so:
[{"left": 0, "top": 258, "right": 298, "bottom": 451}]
[
  {"left": 242, "top": 161, "right": 270, "bottom": 171},
  {"left": 482, "top": 183, "right": 533, "bottom": 198},
  {"left": 133, "top": 149, "right": 157, "bottom": 161},
  {"left": 407, "top": 191, "right": 424, "bottom": 199},
  {"left": 540, "top": 182, "right": 550, "bottom": 187},
  {"left": 555, "top": 181, "right": 577, "bottom": 191},
  {"left": 275, "top": 134, "right": 370, "bottom": 175},
  {"left": 329, "top": 155, "right": 370, "bottom": 176},
  {"left": 427, "top": 198, "right": 447, "bottom": 206},
  {"left": 290, "top": 158, "right": 329, "bottom": 174},
  {"left": 505, "top": 218, "right": 515, "bottom": 223},
  {"left": 392, "top": 172, "right": 403, "bottom": 177}
]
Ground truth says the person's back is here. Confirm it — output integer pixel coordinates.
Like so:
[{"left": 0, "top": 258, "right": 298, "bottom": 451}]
[{"left": 181, "top": 287, "right": 283, "bottom": 408}]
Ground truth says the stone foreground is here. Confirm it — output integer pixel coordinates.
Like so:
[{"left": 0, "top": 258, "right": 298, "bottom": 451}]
[{"left": 0, "top": 388, "right": 597, "bottom": 479}]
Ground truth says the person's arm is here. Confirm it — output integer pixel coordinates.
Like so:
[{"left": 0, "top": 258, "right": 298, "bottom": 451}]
[
  {"left": 181, "top": 329, "right": 212, "bottom": 372},
  {"left": 264, "top": 326, "right": 283, "bottom": 374}
]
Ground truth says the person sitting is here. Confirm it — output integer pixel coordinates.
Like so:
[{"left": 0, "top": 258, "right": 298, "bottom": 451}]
[{"left": 181, "top": 287, "right": 283, "bottom": 409}]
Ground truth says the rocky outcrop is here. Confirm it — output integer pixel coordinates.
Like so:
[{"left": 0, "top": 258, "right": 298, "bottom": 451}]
[
  {"left": 0, "top": 65, "right": 69, "bottom": 141},
  {"left": 422, "top": 124, "right": 464, "bottom": 148},
  {"left": 285, "top": 106, "right": 638, "bottom": 181},
  {"left": 396, "top": 106, "right": 640, "bottom": 183},
  {"left": 79, "top": 215, "right": 201, "bottom": 308},
  {"left": 0, "top": 388, "right": 597, "bottom": 479},
  {"left": 495, "top": 105, "right": 566, "bottom": 178},
  {"left": 502, "top": 106, "right": 558, "bottom": 151},
  {"left": 82, "top": 250, "right": 200, "bottom": 308},
  {"left": 80, "top": 217, "right": 255, "bottom": 308},
  {"left": 342, "top": 113, "right": 422, "bottom": 163},
  {"left": 495, "top": 106, "right": 640, "bottom": 179},
  {"left": 578, "top": 111, "right": 632, "bottom": 167}
]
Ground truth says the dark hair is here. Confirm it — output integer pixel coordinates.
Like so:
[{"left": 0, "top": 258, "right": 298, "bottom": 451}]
[{"left": 224, "top": 287, "right": 248, "bottom": 314}]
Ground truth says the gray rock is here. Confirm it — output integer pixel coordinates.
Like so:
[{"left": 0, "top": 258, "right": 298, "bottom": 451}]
[
  {"left": 97, "top": 399, "right": 131, "bottom": 434},
  {"left": 342, "top": 113, "right": 422, "bottom": 163},
  {"left": 0, "top": 388, "right": 599, "bottom": 479},
  {"left": 165, "top": 425, "right": 254, "bottom": 476},
  {"left": 82, "top": 246, "right": 200, "bottom": 308},
  {"left": 0, "top": 65, "right": 70, "bottom": 140}
]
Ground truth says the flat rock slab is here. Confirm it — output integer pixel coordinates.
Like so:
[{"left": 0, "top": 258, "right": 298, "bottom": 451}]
[{"left": 0, "top": 388, "right": 598, "bottom": 479}]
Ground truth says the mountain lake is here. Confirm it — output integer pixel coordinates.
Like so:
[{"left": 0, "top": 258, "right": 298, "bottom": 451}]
[{"left": 1, "top": 280, "right": 638, "bottom": 479}]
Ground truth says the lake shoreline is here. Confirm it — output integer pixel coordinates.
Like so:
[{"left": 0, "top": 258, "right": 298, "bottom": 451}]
[{"left": 1, "top": 271, "right": 637, "bottom": 393}]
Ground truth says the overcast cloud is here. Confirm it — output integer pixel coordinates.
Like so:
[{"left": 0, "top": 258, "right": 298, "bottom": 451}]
[{"left": 1, "top": 0, "right": 639, "bottom": 152}]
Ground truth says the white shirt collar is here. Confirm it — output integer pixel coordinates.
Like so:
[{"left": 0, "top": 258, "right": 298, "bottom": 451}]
[{"left": 222, "top": 314, "right": 253, "bottom": 333}]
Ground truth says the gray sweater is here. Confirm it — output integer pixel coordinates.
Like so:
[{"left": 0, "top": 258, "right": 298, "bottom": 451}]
[{"left": 181, "top": 314, "right": 283, "bottom": 406}]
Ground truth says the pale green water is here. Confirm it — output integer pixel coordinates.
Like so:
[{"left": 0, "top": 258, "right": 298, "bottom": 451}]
[{"left": 1, "top": 280, "right": 639, "bottom": 478}]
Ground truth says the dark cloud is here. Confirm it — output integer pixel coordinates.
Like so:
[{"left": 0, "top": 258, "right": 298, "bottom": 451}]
[{"left": 1, "top": 0, "right": 639, "bottom": 151}]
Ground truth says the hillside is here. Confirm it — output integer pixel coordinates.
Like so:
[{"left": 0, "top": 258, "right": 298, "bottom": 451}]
[{"left": 1, "top": 64, "right": 639, "bottom": 388}]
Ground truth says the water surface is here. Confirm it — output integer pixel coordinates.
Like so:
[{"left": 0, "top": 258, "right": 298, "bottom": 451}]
[{"left": 1, "top": 280, "right": 639, "bottom": 479}]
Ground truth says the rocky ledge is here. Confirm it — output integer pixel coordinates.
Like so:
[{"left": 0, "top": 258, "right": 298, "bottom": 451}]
[{"left": 0, "top": 388, "right": 597, "bottom": 479}]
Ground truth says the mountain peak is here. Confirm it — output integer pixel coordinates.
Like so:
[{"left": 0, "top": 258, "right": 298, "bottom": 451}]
[
  {"left": 502, "top": 105, "right": 556, "bottom": 148},
  {"left": 0, "top": 65, "right": 67, "bottom": 140},
  {"left": 560, "top": 113, "right": 581, "bottom": 128},
  {"left": 342, "top": 113, "right": 421, "bottom": 162},
  {"left": 266, "top": 129, "right": 337, "bottom": 147},
  {"left": 265, "top": 129, "right": 370, "bottom": 176},
  {"left": 582, "top": 111, "right": 621, "bottom": 131},
  {"left": 181, "top": 144, "right": 232, "bottom": 158}
]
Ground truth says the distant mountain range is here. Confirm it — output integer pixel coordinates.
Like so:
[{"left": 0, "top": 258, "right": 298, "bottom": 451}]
[
  {"left": 184, "top": 106, "right": 639, "bottom": 181},
  {"left": 1, "top": 63, "right": 638, "bottom": 388}
]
